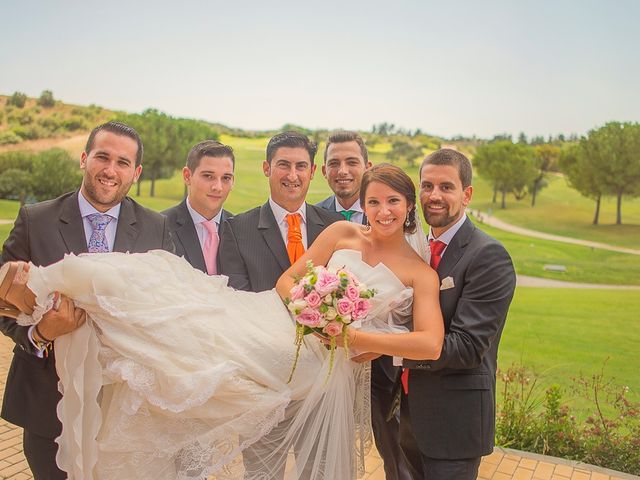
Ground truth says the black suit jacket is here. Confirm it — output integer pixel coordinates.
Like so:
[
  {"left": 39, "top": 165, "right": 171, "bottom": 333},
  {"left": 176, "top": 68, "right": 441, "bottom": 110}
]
[
  {"left": 403, "top": 217, "right": 516, "bottom": 459},
  {"left": 162, "top": 199, "right": 232, "bottom": 273},
  {"left": 0, "top": 190, "right": 173, "bottom": 438},
  {"left": 315, "top": 195, "right": 367, "bottom": 225},
  {"left": 219, "top": 202, "right": 342, "bottom": 292}
]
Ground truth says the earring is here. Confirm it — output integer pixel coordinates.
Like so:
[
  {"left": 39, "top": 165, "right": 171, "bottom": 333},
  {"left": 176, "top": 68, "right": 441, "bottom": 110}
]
[
  {"left": 405, "top": 215, "right": 411, "bottom": 227},
  {"left": 365, "top": 219, "right": 371, "bottom": 231}
]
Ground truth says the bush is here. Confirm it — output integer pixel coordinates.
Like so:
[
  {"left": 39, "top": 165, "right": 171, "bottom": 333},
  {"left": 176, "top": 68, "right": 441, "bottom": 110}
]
[
  {"left": 0, "top": 131, "right": 22, "bottom": 145},
  {"left": 7, "top": 92, "right": 27, "bottom": 108},
  {"left": 38, "top": 90, "right": 55, "bottom": 108},
  {"left": 62, "top": 116, "right": 88, "bottom": 131},
  {"left": 497, "top": 364, "right": 639, "bottom": 475},
  {"left": 11, "top": 125, "right": 41, "bottom": 141}
]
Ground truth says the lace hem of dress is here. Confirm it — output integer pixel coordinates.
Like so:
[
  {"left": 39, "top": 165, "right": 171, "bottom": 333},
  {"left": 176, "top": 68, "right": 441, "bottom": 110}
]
[{"left": 16, "top": 293, "right": 57, "bottom": 326}]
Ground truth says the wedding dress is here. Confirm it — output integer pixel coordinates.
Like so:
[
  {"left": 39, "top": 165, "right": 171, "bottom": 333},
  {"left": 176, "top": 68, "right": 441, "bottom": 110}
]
[{"left": 21, "top": 248, "right": 414, "bottom": 480}]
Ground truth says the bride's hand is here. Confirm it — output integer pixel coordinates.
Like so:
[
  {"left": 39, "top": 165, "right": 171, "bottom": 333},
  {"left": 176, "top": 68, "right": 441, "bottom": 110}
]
[{"left": 36, "top": 294, "right": 87, "bottom": 341}]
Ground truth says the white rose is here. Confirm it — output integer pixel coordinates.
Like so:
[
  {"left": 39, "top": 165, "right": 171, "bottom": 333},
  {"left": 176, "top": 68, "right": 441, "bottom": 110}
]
[{"left": 325, "top": 306, "right": 337, "bottom": 320}]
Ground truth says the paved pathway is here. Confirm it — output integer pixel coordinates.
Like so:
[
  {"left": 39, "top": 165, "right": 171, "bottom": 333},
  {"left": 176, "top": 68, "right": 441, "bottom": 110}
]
[
  {"left": 472, "top": 210, "right": 640, "bottom": 256},
  {"left": 0, "top": 336, "right": 637, "bottom": 479}
]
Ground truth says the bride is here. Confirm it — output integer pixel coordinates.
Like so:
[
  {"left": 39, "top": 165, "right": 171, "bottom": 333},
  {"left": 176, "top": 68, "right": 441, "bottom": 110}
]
[{"left": 0, "top": 164, "right": 443, "bottom": 480}]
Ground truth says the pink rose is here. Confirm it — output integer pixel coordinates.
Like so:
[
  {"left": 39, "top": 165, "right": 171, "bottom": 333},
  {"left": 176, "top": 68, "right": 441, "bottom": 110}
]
[
  {"left": 314, "top": 270, "right": 340, "bottom": 296},
  {"left": 336, "top": 298, "right": 354, "bottom": 316},
  {"left": 296, "top": 308, "right": 322, "bottom": 327},
  {"left": 290, "top": 283, "right": 305, "bottom": 301},
  {"left": 344, "top": 285, "right": 360, "bottom": 302},
  {"left": 304, "top": 290, "right": 322, "bottom": 309},
  {"left": 352, "top": 298, "right": 371, "bottom": 320},
  {"left": 323, "top": 321, "right": 343, "bottom": 337}
]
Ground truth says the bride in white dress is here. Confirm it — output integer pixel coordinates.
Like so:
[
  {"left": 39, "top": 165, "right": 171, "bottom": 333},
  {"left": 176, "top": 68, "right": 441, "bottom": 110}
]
[{"left": 2, "top": 164, "right": 444, "bottom": 480}]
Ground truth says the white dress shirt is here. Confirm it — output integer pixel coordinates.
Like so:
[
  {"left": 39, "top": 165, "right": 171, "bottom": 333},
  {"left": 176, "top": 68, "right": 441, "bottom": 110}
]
[
  {"left": 335, "top": 198, "right": 364, "bottom": 225},
  {"left": 185, "top": 197, "right": 223, "bottom": 250},
  {"left": 268, "top": 198, "right": 309, "bottom": 249}
]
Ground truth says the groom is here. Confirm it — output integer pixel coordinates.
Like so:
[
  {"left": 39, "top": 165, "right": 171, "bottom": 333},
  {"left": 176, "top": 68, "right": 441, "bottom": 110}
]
[
  {"left": 399, "top": 148, "right": 516, "bottom": 479},
  {"left": 219, "top": 131, "right": 341, "bottom": 477},
  {"left": 0, "top": 122, "right": 173, "bottom": 479}
]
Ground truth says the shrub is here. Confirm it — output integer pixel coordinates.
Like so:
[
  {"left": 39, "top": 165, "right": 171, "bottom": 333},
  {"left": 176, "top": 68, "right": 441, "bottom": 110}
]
[
  {"left": 62, "top": 116, "right": 88, "bottom": 131},
  {"left": 496, "top": 364, "right": 639, "bottom": 475},
  {"left": 38, "top": 90, "right": 55, "bottom": 108},
  {"left": 0, "top": 131, "right": 22, "bottom": 145},
  {"left": 11, "top": 125, "right": 41, "bottom": 141},
  {"left": 7, "top": 91, "right": 27, "bottom": 108}
]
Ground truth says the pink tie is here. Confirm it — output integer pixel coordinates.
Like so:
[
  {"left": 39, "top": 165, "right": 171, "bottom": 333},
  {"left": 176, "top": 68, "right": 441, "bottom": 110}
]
[{"left": 202, "top": 221, "right": 219, "bottom": 275}]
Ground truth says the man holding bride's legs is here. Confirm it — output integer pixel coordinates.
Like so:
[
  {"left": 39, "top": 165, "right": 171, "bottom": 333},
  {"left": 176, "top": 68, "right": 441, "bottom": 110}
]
[
  {"left": 399, "top": 149, "right": 516, "bottom": 479},
  {"left": 0, "top": 122, "right": 173, "bottom": 479}
]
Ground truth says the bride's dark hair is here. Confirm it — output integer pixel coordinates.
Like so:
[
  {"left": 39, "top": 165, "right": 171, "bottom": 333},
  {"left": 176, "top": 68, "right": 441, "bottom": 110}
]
[{"left": 360, "top": 163, "right": 417, "bottom": 234}]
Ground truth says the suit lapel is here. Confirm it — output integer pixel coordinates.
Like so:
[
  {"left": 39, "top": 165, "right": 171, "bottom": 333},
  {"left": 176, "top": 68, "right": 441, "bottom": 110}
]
[
  {"left": 58, "top": 191, "right": 89, "bottom": 254},
  {"left": 437, "top": 217, "right": 475, "bottom": 279},
  {"left": 174, "top": 200, "right": 207, "bottom": 272},
  {"left": 306, "top": 204, "right": 327, "bottom": 245},
  {"left": 113, "top": 198, "right": 140, "bottom": 253},
  {"left": 258, "top": 203, "right": 290, "bottom": 272}
]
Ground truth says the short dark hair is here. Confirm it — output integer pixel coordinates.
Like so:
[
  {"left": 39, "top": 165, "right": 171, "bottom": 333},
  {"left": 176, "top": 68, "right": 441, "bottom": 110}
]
[
  {"left": 360, "top": 163, "right": 417, "bottom": 234},
  {"left": 324, "top": 131, "right": 368, "bottom": 164},
  {"left": 186, "top": 140, "right": 235, "bottom": 171},
  {"left": 420, "top": 148, "right": 472, "bottom": 188},
  {"left": 266, "top": 131, "right": 318, "bottom": 165},
  {"left": 84, "top": 121, "right": 144, "bottom": 167}
]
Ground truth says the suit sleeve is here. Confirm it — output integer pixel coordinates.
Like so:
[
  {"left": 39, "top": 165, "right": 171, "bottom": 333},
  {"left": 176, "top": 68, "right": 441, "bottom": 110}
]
[
  {"left": 0, "top": 206, "right": 36, "bottom": 353},
  {"left": 427, "top": 241, "right": 516, "bottom": 371},
  {"left": 218, "top": 219, "right": 252, "bottom": 291}
]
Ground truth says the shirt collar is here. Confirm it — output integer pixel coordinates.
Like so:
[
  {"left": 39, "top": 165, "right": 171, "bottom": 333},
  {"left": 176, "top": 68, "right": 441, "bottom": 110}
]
[
  {"left": 336, "top": 197, "right": 363, "bottom": 213},
  {"left": 78, "top": 190, "right": 121, "bottom": 219},
  {"left": 428, "top": 212, "right": 468, "bottom": 246},
  {"left": 269, "top": 197, "right": 307, "bottom": 226},
  {"left": 186, "top": 197, "right": 222, "bottom": 225}
]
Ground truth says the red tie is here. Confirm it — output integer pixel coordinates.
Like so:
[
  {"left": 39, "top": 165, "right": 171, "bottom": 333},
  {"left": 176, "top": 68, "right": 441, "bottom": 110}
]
[
  {"left": 429, "top": 239, "right": 446, "bottom": 270},
  {"left": 401, "top": 239, "right": 447, "bottom": 395}
]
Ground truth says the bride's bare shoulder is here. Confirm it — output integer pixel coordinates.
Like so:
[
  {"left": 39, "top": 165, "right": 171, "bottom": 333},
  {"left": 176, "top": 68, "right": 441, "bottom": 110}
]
[{"left": 322, "top": 221, "right": 366, "bottom": 239}]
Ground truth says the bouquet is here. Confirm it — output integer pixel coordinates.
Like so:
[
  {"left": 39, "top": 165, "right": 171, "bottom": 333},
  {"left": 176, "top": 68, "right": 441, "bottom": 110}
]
[{"left": 286, "top": 260, "right": 376, "bottom": 382}]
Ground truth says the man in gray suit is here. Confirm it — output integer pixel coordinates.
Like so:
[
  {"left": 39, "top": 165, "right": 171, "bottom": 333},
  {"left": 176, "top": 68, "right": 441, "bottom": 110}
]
[
  {"left": 219, "top": 131, "right": 341, "bottom": 478},
  {"left": 399, "top": 149, "right": 516, "bottom": 480},
  {"left": 220, "top": 131, "right": 341, "bottom": 292},
  {"left": 316, "top": 131, "right": 411, "bottom": 480},
  {"left": 0, "top": 122, "right": 173, "bottom": 480},
  {"left": 163, "top": 140, "right": 234, "bottom": 274}
]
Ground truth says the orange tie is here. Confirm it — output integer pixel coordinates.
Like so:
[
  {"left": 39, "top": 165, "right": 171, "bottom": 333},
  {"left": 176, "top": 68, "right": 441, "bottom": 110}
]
[{"left": 286, "top": 213, "right": 305, "bottom": 265}]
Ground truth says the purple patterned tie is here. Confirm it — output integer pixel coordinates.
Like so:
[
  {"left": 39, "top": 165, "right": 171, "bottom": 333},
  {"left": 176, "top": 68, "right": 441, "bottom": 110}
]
[{"left": 87, "top": 213, "right": 113, "bottom": 253}]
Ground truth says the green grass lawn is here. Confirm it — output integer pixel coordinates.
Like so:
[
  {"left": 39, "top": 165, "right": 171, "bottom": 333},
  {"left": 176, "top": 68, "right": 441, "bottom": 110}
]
[
  {"left": 498, "top": 287, "right": 640, "bottom": 417},
  {"left": 472, "top": 218, "right": 640, "bottom": 285},
  {"left": 471, "top": 173, "right": 640, "bottom": 249}
]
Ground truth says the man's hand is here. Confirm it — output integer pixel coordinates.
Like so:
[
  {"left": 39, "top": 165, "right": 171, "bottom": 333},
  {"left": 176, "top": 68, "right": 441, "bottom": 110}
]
[
  {"left": 35, "top": 294, "right": 86, "bottom": 341},
  {"left": 350, "top": 352, "right": 382, "bottom": 364}
]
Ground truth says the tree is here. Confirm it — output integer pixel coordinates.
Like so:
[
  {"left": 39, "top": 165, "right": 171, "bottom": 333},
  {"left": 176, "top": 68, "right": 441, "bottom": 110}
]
[
  {"left": 118, "top": 110, "right": 218, "bottom": 196},
  {"left": 530, "top": 144, "right": 560, "bottom": 207},
  {"left": 385, "top": 140, "right": 423, "bottom": 168},
  {"left": 38, "top": 90, "right": 55, "bottom": 108},
  {"left": 0, "top": 169, "right": 32, "bottom": 205},
  {"left": 7, "top": 91, "right": 27, "bottom": 108},
  {"left": 30, "top": 149, "right": 83, "bottom": 201},
  {"left": 559, "top": 143, "right": 603, "bottom": 225},
  {"left": 473, "top": 141, "right": 537, "bottom": 208}
]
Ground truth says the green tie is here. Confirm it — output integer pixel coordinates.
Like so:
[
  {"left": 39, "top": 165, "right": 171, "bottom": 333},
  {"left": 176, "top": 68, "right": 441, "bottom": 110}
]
[{"left": 340, "top": 210, "right": 356, "bottom": 221}]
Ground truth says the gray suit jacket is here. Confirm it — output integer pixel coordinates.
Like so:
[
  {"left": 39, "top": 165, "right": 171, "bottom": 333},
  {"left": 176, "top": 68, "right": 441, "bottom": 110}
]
[
  {"left": 162, "top": 199, "right": 232, "bottom": 273},
  {"left": 403, "top": 217, "right": 516, "bottom": 459},
  {"left": 316, "top": 195, "right": 367, "bottom": 225},
  {"left": 219, "top": 202, "right": 342, "bottom": 292},
  {"left": 0, "top": 190, "right": 173, "bottom": 438}
]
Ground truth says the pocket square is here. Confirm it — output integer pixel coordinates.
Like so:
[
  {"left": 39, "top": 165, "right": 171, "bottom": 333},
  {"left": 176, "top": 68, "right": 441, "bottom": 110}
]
[{"left": 440, "top": 276, "right": 455, "bottom": 290}]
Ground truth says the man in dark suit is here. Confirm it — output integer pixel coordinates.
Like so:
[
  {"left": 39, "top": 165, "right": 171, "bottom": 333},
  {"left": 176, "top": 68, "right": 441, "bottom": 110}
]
[
  {"left": 163, "top": 140, "right": 233, "bottom": 274},
  {"left": 0, "top": 121, "right": 173, "bottom": 480},
  {"left": 399, "top": 149, "right": 516, "bottom": 480},
  {"left": 316, "top": 131, "right": 411, "bottom": 480},
  {"left": 220, "top": 131, "right": 341, "bottom": 292},
  {"left": 219, "top": 131, "right": 341, "bottom": 478}
]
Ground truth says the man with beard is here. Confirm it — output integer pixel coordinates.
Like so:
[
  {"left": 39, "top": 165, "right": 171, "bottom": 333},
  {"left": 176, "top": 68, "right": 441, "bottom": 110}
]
[
  {"left": 399, "top": 149, "right": 516, "bottom": 480},
  {"left": 0, "top": 121, "right": 173, "bottom": 479},
  {"left": 316, "top": 131, "right": 411, "bottom": 480}
]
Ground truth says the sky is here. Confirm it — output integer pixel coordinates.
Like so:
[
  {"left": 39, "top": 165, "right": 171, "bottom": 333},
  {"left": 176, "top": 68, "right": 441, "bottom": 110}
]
[{"left": 1, "top": 0, "right": 639, "bottom": 139}]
